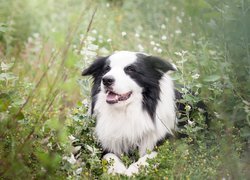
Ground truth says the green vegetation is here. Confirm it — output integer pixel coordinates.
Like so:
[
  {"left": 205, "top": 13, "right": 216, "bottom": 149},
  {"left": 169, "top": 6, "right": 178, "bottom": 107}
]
[{"left": 0, "top": 0, "right": 249, "bottom": 179}]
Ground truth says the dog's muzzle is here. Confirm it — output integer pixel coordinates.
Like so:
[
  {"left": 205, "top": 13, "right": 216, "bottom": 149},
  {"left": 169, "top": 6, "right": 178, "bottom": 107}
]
[{"left": 102, "top": 76, "right": 115, "bottom": 87}]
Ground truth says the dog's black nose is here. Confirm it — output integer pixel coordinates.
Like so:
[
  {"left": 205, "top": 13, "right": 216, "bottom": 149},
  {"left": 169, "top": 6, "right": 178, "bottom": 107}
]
[{"left": 102, "top": 76, "right": 115, "bottom": 87}]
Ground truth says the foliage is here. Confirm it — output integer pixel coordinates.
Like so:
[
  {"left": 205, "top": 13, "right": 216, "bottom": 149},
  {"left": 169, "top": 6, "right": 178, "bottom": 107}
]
[{"left": 0, "top": 0, "right": 249, "bottom": 179}]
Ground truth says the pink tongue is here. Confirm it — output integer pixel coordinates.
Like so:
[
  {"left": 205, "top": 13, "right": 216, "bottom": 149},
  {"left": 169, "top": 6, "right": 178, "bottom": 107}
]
[{"left": 106, "top": 92, "right": 119, "bottom": 104}]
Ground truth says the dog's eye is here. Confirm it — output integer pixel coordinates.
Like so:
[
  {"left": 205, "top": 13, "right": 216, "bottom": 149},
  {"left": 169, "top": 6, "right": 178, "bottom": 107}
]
[
  {"left": 104, "top": 65, "right": 111, "bottom": 73},
  {"left": 125, "top": 65, "right": 136, "bottom": 73}
]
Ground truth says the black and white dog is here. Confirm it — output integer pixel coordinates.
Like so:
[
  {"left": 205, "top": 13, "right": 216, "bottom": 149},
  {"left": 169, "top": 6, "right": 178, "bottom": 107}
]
[{"left": 82, "top": 51, "right": 178, "bottom": 176}]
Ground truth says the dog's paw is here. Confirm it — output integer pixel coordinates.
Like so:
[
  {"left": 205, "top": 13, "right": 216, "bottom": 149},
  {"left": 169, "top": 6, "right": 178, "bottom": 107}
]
[
  {"left": 103, "top": 153, "right": 127, "bottom": 175},
  {"left": 126, "top": 162, "right": 139, "bottom": 176},
  {"left": 125, "top": 151, "right": 158, "bottom": 176},
  {"left": 137, "top": 151, "right": 157, "bottom": 165}
]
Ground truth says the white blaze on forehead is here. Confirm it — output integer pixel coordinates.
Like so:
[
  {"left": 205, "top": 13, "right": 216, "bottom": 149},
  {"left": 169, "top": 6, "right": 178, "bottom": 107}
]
[{"left": 108, "top": 51, "right": 139, "bottom": 67}]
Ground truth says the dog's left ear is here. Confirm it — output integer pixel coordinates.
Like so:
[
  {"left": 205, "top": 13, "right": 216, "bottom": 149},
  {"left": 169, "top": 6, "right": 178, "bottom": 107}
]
[
  {"left": 82, "top": 56, "right": 108, "bottom": 77},
  {"left": 145, "top": 55, "right": 177, "bottom": 73}
]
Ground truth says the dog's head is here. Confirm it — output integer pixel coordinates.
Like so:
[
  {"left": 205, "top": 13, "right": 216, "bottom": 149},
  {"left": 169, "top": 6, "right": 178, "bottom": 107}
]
[{"left": 82, "top": 51, "right": 176, "bottom": 114}]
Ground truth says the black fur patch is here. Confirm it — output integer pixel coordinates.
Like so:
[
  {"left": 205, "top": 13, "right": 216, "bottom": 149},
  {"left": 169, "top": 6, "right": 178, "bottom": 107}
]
[
  {"left": 82, "top": 56, "right": 109, "bottom": 114},
  {"left": 123, "top": 53, "right": 176, "bottom": 119}
]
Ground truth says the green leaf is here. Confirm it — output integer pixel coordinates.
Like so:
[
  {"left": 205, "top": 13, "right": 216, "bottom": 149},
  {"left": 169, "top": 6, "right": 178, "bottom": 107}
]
[
  {"left": 240, "top": 127, "right": 250, "bottom": 138},
  {"left": 0, "top": 23, "right": 7, "bottom": 33},
  {"left": 0, "top": 93, "right": 11, "bottom": 112},
  {"left": 0, "top": 73, "right": 17, "bottom": 81},
  {"left": 35, "top": 150, "right": 61, "bottom": 170},
  {"left": 1, "top": 62, "right": 14, "bottom": 71},
  {"left": 45, "top": 118, "right": 60, "bottom": 130}
]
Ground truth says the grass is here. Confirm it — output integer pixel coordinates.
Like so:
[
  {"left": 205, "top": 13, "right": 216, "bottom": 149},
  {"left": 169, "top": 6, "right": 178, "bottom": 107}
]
[{"left": 0, "top": 0, "right": 249, "bottom": 179}]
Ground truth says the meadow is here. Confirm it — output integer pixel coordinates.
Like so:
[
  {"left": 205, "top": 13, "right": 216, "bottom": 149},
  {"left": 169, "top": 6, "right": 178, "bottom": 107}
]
[{"left": 0, "top": 0, "right": 249, "bottom": 179}]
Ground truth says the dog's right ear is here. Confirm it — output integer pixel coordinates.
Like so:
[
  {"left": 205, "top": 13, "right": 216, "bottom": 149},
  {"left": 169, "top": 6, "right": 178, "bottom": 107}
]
[
  {"left": 145, "top": 55, "right": 177, "bottom": 73},
  {"left": 82, "top": 56, "right": 108, "bottom": 77}
]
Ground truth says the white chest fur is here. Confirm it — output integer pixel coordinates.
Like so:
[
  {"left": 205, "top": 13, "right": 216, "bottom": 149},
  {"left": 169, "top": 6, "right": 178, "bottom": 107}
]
[{"left": 95, "top": 95, "right": 155, "bottom": 155}]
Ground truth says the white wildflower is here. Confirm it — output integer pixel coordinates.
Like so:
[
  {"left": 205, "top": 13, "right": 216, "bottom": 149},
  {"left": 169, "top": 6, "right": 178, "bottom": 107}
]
[
  {"left": 28, "top": 37, "right": 33, "bottom": 43},
  {"left": 99, "top": 47, "right": 109, "bottom": 55},
  {"left": 82, "top": 99, "right": 89, "bottom": 107},
  {"left": 80, "top": 50, "right": 85, "bottom": 55},
  {"left": 1, "top": 62, "right": 14, "bottom": 71},
  {"left": 188, "top": 120, "right": 195, "bottom": 126},
  {"left": 195, "top": 83, "right": 202, "bottom": 88},
  {"left": 135, "top": 33, "right": 140, "bottom": 38},
  {"left": 87, "top": 36, "right": 96, "bottom": 42},
  {"left": 87, "top": 44, "right": 99, "bottom": 51},
  {"left": 121, "top": 31, "right": 127, "bottom": 37},
  {"left": 73, "top": 146, "right": 82, "bottom": 154},
  {"left": 175, "top": 29, "right": 182, "bottom": 34},
  {"left": 9, "top": 20, "right": 15, "bottom": 25},
  {"left": 172, "top": 6, "right": 177, "bottom": 11},
  {"left": 84, "top": 50, "right": 97, "bottom": 57},
  {"left": 47, "top": 142, "right": 52, "bottom": 148},
  {"left": 182, "top": 50, "right": 188, "bottom": 55},
  {"left": 191, "top": 33, "right": 196, "bottom": 37},
  {"left": 75, "top": 168, "right": 82, "bottom": 175},
  {"left": 185, "top": 105, "right": 191, "bottom": 112},
  {"left": 181, "top": 87, "right": 189, "bottom": 94},
  {"left": 80, "top": 34, "right": 84, "bottom": 41},
  {"left": 157, "top": 48, "right": 162, "bottom": 53},
  {"left": 192, "top": 73, "right": 200, "bottom": 79},
  {"left": 74, "top": 49, "right": 79, "bottom": 54},
  {"left": 98, "top": 35, "right": 103, "bottom": 43},
  {"left": 51, "top": 28, "right": 56, "bottom": 32},
  {"left": 161, "top": 35, "right": 167, "bottom": 40},
  {"left": 150, "top": 41, "right": 155, "bottom": 45},
  {"left": 209, "top": 50, "right": 217, "bottom": 55},
  {"left": 243, "top": 100, "right": 250, "bottom": 106},
  {"left": 161, "top": 24, "right": 166, "bottom": 29},
  {"left": 184, "top": 149, "right": 189, "bottom": 156},
  {"left": 176, "top": 16, "right": 182, "bottom": 23},
  {"left": 86, "top": 145, "right": 99, "bottom": 156},
  {"left": 91, "top": 29, "right": 97, "bottom": 34},
  {"left": 107, "top": 38, "right": 112, "bottom": 43},
  {"left": 63, "top": 153, "right": 77, "bottom": 165},
  {"left": 198, "top": 108, "right": 205, "bottom": 113},
  {"left": 138, "top": 44, "right": 144, "bottom": 52},
  {"left": 174, "top": 51, "right": 182, "bottom": 56},
  {"left": 68, "top": 135, "right": 76, "bottom": 141},
  {"left": 214, "top": 112, "right": 220, "bottom": 118},
  {"left": 33, "top": 33, "right": 40, "bottom": 39}
]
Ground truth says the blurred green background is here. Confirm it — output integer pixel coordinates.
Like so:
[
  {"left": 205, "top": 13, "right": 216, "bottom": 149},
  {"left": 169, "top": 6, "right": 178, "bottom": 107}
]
[{"left": 0, "top": 0, "right": 249, "bottom": 179}]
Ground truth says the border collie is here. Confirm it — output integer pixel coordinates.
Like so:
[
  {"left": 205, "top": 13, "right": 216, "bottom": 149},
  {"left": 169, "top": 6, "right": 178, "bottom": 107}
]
[{"left": 82, "top": 51, "right": 177, "bottom": 176}]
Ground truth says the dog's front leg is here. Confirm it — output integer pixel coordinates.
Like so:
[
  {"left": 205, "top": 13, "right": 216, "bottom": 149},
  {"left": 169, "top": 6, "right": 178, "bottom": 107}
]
[
  {"left": 126, "top": 151, "right": 157, "bottom": 176},
  {"left": 103, "top": 153, "right": 127, "bottom": 175}
]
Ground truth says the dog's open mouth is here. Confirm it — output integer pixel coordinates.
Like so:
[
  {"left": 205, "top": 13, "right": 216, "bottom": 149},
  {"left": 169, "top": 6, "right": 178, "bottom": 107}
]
[{"left": 106, "top": 90, "right": 132, "bottom": 104}]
